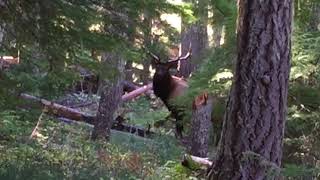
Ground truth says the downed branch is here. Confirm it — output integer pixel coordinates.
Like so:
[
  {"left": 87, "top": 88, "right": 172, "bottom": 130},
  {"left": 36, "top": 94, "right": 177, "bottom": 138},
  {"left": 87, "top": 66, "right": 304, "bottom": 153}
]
[
  {"left": 122, "top": 83, "right": 152, "bottom": 101},
  {"left": 181, "top": 154, "right": 213, "bottom": 169},
  {"left": 20, "top": 93, "right": 154, "bottom": 137}
]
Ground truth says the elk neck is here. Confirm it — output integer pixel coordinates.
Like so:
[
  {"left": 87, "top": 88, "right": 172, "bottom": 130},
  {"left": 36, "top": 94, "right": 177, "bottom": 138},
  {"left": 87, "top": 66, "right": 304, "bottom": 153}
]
[{"left": 152, "top": 72, "right": 173, "bottom": 105}]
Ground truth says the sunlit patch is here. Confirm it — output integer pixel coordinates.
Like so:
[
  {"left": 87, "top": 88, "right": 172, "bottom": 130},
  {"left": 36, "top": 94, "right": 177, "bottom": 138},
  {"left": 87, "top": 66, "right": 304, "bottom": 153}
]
[
  {"left": 132, "top": 62, "right": 144, "bottom": 70},
  {"left": 150, "top": 66, "right": 155, "bottom": 77},
  {"left": 161, "top": 14, "right": 181, "bottom": 32},
  {"left": 211, "top": 69, "right": 233, "bottom": 82},
  {"left": 89, "top": 23, "right": 103, "bottom": 32},
  {"left": 133, "top": 73, "right": 139, "bottom": 82}
]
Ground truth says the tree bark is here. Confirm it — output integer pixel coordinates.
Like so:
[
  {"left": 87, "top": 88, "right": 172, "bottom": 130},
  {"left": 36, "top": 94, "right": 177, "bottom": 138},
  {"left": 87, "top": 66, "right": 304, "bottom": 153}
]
[
  {"left": 91, "top": 52, "right": 124, "bottom": 141},
  {"left": 208, "top": 0, "right": 292, "bottom": 179},
  {"left": 189, "top": 92, "right": 213, "bottom": 157},
  {"left": 180, "top": 0, "right": 208, "bottom": 77}
]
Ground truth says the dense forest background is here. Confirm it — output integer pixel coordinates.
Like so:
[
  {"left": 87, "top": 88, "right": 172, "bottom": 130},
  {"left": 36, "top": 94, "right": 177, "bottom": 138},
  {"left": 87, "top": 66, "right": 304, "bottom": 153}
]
[{"left": 0, "top": 0, "right": 320, "bottom": 179}]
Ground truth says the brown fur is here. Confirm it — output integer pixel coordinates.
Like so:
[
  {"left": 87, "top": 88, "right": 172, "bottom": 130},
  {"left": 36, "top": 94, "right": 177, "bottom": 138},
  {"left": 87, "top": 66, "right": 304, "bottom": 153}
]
[{"left": 168, "top": 76, "right": 188, "bottom": 99}]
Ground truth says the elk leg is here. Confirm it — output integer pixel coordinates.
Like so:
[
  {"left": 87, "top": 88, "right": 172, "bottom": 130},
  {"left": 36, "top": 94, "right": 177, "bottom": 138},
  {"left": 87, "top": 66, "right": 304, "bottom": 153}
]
[{"left": 172, "top": 111, "right": 184, "bottom": 139}]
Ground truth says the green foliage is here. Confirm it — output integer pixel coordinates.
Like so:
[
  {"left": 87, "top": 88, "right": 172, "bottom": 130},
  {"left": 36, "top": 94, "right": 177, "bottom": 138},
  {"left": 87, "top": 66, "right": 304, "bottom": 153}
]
[
  {"left": 0, "top": 111, "right": 35, "bottom": 143},
  {"left": 154, "top": 161, "right": 192, "bottom": 179},
  {"left": 294, "top": 0, "right": 320, "bottom": 29},
  {"left": 282, "top": 164, "right": 320, "bottom": 179},
  {"left": 282, "top": 1, "right": 320, "bottom": 176},
  {"left": 124, "top": 97, "right": 170, "bottom": 126},
  {"left": 291, "top": 31, "right": 320, "bottom": 82},
  {"left": 210, "top": 0, "right": 237, "bottom": 45}
]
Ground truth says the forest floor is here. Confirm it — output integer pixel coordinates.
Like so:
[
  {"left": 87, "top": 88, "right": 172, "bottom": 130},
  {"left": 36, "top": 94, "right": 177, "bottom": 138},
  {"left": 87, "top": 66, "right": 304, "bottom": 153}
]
[
  {"left": 1, "top": 91, "right": 319, "bottom": 179},
  {"left": 0, "top": 93, "right": 208, "bottom": 179}
]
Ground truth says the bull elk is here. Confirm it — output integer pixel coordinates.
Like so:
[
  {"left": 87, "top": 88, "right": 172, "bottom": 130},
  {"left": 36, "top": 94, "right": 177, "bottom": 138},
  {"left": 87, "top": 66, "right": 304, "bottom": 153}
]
[{"left": 148, "top": 47, "right": 192, "bottom": 138}]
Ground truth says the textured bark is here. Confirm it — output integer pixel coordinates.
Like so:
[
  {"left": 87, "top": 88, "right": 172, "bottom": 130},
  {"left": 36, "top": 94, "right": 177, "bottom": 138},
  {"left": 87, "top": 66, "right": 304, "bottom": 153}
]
[
  {"left": 189, "top": 93, "right": 213, "bottom": 157},
  {"left": 91, "top": 52, "right": 124, "bottom": 141},
  {"left": 180, "top": 0, "right": 208, "bottom": 77},
  {"left": 208, "top": 0, "right": 292, "bottom": 179}
]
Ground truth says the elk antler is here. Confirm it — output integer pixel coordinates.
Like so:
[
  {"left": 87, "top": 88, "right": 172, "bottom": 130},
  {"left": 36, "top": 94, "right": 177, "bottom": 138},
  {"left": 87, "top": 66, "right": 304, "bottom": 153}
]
[
  {"left": 168, "top": 43, "right": 192, "bottom": 63},
  {"left": 147, "top": 51, "right": 161, "bottom": 63},
  {"left": 142, "top": 45, "right": 161, "bottom": 63}
]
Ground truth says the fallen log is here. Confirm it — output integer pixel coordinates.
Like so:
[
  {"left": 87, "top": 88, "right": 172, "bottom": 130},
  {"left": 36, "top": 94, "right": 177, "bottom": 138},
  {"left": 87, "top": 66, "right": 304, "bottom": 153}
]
[
  {"left": 181, "top": 154, "right": 213, "bottom": 169},
  {"left": 123, "top": 80, "right": 140, "bottom": 92},
  {"left": 20, "top": 93, "right": 95, "bottom": 124},
  {"left": 0, "top": 56, "right": 19, "bottom": 70},
  {"left": 122, "top": 83, "right": 152, "bottom": 101},
  {"left": 58, "top": 117, "right": 153, "bottom": 137},
  {"left": 20, "top": 93, "right": 154, "bottom": 137}
]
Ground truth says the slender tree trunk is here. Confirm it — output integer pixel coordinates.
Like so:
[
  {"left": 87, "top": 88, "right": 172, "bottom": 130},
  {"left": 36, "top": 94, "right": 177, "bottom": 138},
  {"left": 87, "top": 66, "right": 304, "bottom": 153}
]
[
  {"left": 92, "top": 2, "right": 131, "bottom": 141},
  {"left": 189, "top": 93, "right": 213, "bottom": 157},
  {"left": 212, "top": 24, "right": 223, "bottom": 48},
  {"left": 141, "top": 10, "right": 152, "bottom": 84},
  {"left": 91, "top": 52, "right": 124, "bottom": 141},
  {"left": 180, "top": 0, "right": 208, "bottom": 77},
  {"left": 208, "top": 0, "right": 292, "bottom": 179},
  {"left": 0, "top": 25, "right": 4, "bottom": 48}
]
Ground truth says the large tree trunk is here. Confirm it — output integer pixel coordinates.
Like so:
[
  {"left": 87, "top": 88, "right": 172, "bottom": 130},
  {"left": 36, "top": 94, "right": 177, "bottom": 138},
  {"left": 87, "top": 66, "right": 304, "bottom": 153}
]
[
  {"left": 91, "top": 52, "right": 124, "bottom": 141},
  {"left": 208, "top": 0, "right": 292, "bottom": 179},
  {"left": 180, "top": 0, "right": 208, "bottom": 77}
]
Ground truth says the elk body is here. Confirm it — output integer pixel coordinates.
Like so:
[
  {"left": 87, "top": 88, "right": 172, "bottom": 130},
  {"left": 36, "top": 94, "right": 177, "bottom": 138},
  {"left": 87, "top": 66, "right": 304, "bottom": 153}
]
[{"left": 149, "top": 49, "right": 191, "bottom": 138}]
